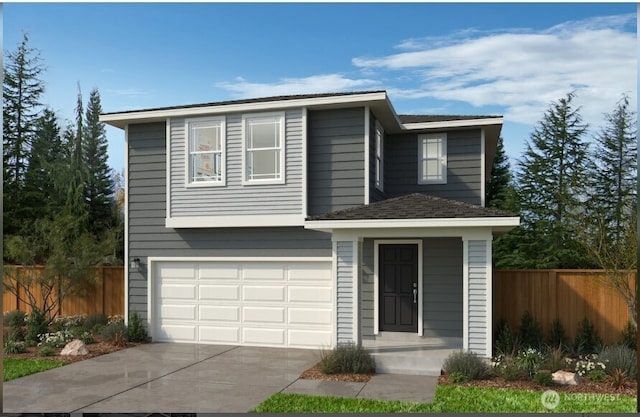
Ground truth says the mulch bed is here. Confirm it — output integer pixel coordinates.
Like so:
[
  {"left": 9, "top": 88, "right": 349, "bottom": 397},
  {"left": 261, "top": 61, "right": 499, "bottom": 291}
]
[
  {"left": 4, "top": 339, "right": 142, "bottom": 364},
  {"left": 300, "top": 362, "right": 374, "bottom": 383}
]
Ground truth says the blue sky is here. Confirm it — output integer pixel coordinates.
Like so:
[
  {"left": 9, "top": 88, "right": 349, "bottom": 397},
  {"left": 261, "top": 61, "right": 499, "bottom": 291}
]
[{"left": 4, "top": 3, "right": 637, "bottom": 174}]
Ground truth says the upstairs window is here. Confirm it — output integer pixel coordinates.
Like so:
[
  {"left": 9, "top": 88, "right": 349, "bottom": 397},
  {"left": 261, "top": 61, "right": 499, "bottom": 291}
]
[
  {"left": 375, "top": 122, "right": 384, "bottom": 191},
  {"left": 418, "top": 133, "right": 447, "bottom": 184},
  {"left": 187, "top": 117, "right": 225, "bottom": 185},
  {"left": 243, "top": 113, "right": 285, "bottom": 184}
]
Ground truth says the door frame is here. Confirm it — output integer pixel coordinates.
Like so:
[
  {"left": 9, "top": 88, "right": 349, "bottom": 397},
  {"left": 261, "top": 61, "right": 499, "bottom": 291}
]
[{"left": 373, "top": 240, "right": 423, "bottom": 336}]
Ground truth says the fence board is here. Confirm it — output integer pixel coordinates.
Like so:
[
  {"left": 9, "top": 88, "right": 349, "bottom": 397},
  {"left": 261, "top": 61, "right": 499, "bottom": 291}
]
[
  {"left": 494, "top": 269, "right": 636, "bottom": 346},
  {"left": 3, "top": 266, "right": 124, "bottom": 318}
]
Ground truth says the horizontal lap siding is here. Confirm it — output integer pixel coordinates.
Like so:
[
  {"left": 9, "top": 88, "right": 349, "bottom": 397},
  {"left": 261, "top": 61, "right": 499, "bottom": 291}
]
[
  {"left": 468, "top": 240, "right": 488, "bottom": 356},
  {"left": 127, "top": 122, "right": 332, "bottom": 322},
  {"left": 385, "top": 129, "right": 482, "bottom": 205},
  {"left": 336, "top": 241, "right": 355, "bottom": 344},
  {"left": 308, "top": 108, "right": 365, "bottom": 215},
  {"left": 169, "top": 110, "right": 303, "bottom": 217}
]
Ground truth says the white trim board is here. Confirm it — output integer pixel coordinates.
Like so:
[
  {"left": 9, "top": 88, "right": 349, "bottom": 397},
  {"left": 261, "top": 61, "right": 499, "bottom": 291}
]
[
  {"left": 306, "top": 217, "right": 520, "bottom": 231},
  {"left": 166, "top": 214, "right": 305, "bottom": 228}
]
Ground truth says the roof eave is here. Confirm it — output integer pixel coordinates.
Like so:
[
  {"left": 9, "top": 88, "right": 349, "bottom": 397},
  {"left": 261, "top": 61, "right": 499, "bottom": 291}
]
[{"left": 304, "top": 216, "right": 520, "bottom": 232}]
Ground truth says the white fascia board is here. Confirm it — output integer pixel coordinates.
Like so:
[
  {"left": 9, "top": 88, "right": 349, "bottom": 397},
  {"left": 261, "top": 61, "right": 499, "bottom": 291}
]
[
  {"left": 403, "top": 117, "right": 504, "bottom": 131},
  {"left": 166, "top": 214, "right": 305, "bottom": 228},
  {"left": 305, "top": 216, "right": 520, "bottom": 230},
  {"left": 147, "top": 256, "right": 332, "bottom": 263},
  {"left": 100, "top": 92, "right": 389, "bottom": 129},
  {"left": 330, "top": 227, "right": 494, "bottom": 242}
]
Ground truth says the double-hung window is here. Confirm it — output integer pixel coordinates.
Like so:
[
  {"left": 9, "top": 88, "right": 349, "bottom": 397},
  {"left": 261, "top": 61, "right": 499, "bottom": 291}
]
[
  {"left": 187, "top": 117, "right": 225, "bottom": 186},
  {"left": 375, "top": 122, "right": 384, "bottom": 191},
  {"left": 243, "top": 112, "right": 285, "bottom": 184},
  {"left": 418, "top": 133, "right": 447, "bottom": 184}
]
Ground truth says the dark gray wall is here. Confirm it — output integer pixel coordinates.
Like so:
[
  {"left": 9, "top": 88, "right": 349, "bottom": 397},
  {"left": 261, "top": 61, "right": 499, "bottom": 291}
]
[
  {"left": 385, "top": 129, "right": 483, "bottom": 205},
  {"left": 127, "top": 122, "right": 332, "bottom": 320},
  {"left": 307, "top": 108, "right": 365, "bottom": 215}
]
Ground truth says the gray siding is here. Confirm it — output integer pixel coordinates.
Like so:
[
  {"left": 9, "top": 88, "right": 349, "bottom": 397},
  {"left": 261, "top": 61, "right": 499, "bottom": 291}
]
[
  {"left": 169, "top": 110, "right": 303, "bottom": 217},
  {"left": 127, "top": 122, "right": 332, "bottom": 321},
  {"left": 368, "top": 112, "right": 385, "bottom": 203},
  {"left": 307, "top": 108, "right": 365, "bottom": 215},
  {"left": 336, "top": 241, "right": 355, "bottom": 344},
  {"left": 467, "top": 240, "right": 488, "bottom": 356},
  {"left": 385, "top": 129, "right": 483, "bottom": 205}
]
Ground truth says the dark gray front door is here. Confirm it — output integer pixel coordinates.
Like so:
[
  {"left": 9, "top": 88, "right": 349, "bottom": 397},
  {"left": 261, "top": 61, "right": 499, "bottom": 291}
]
[{"left": 379, "top": 244, "right": 418, "bottom": 332}]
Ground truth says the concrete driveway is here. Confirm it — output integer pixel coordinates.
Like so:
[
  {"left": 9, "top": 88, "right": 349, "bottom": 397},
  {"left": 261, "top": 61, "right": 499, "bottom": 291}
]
[{"left": 4, "top": 343, "right": 320, "bottom": 413}]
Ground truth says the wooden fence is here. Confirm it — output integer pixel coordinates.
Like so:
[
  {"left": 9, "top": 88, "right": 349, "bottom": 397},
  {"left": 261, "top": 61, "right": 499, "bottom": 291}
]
[
  {"left": 3, "top": 266, "right": 124, "bottom": 317},
  {"left": 494, "top": 269, "right": 636, "bottom": 345}
]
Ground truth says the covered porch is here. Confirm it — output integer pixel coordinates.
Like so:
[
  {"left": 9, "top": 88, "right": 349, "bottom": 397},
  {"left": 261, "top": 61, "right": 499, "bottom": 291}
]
[{"left": 305, "top": 193, "right": 520, "bottom": 375}]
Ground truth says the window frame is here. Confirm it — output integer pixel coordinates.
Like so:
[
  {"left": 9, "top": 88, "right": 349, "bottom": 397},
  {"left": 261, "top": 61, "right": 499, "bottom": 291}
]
[
  {"left": 375, "top": 121, "right": 384, "bottom": 191},
  {"left": 242, "top": 112, "right": 286, "bottom": 185},
  {"left": 418, "top": 133, "right": 447, "bottom": 185},
  {"left": 185, "top": 116, "right": 226, "bottom": 187}
]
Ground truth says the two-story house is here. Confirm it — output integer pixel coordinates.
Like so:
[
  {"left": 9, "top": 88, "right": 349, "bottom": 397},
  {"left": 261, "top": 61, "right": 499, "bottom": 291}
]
[{"left": 101, "top": 90, "right": 519, "bottom": 359}]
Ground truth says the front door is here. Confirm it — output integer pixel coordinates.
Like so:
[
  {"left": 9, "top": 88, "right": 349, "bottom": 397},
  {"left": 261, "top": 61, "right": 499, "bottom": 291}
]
[{"left": 379, "top": 244, "right": 418, "bottom": 332}]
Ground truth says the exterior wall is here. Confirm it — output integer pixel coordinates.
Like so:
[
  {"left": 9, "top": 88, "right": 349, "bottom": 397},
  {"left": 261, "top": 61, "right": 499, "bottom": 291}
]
[
  {"left": 336, "top": 241, "right": 355, "bottom": 344},
  {"left": 168, "top": 110, "right": 304, "bottom": 218},
  {"left": 385, "top": 129, "right": 483, "bottom": 205},
  {"left": 307, "top": 108, "right": 366, "bottom": 215},
  {"left": 359, "top": 238, "right": 463, "bottom": 338},
  {"left": 127, "top": 122, "right": 332, "bottom": 321},
  {"left": 467, "top": 240, "right": 489, "bottom": 356},
  {"left": 368, "top": 111, "right": 385, "bottom": 203}
]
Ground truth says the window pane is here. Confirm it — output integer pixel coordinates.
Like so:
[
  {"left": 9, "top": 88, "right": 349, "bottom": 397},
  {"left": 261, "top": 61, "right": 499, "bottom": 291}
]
[
  {"left": 426, "top": 141, "right": 440, "bottom": 157},
  {"left": 192, "top": 152, "right": 221, "bottom": 181},
  {"left": 192, "top": 124, "right": 220, "bottom": 152},
  {"left": 249, "top": 149, "right": 279, "bottom": 179},
  {"left": 250, "top": 120, "right": 279, "bottom": 149}
]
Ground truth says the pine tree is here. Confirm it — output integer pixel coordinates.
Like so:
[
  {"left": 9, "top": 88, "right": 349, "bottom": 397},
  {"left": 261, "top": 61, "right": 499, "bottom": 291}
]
[
  {"left": 83, "top": 87, "right": 115, "bottom": 234},
  {"left": 3, "top": 33, "right": 45, "bottom": 235},
  {"left": 486, "top": 136, "right": 513, "bottom": 210},
  {"left": 515, "top": 92, "right": 591, "bottom": 268},
  {"left": 64, "top": 86, "right": 88, "bottom": 221}
]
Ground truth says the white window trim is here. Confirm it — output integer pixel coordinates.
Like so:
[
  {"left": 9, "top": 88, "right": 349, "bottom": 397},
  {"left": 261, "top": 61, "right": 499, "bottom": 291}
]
[
  {"left": 375, "top": 121, "right": 384, "bottom": 192},
  {"left": 418, "top": 133, "right": 447, "bottom": 185},
  {"left": 242, "top": 111, "right": 286, "bottom": 186},
  {"left": 184, "top": 116, "right": 226, "bottom": 188}
]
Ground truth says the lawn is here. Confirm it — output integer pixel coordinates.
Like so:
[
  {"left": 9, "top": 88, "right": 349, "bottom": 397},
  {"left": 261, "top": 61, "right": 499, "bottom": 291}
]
[
  {"left": 253, "top": 385, "right": 637, "bottom": 413},
  {"left": 4, "top": 358, "right": 66, "bottom": 381}
]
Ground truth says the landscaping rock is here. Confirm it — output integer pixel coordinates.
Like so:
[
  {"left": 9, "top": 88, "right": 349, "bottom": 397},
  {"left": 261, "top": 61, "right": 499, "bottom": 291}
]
[
  {"left": 552, "top": 370, "right": 583, "bottom": 385},
  {"left": 61, "top": 339, "right": 88, "bottom": 356}
]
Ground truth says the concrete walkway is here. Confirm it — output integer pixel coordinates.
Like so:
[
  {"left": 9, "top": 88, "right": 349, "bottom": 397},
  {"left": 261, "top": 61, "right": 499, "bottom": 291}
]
[{"left": 4, "top": 343, "right": 438, "bottom": 413}]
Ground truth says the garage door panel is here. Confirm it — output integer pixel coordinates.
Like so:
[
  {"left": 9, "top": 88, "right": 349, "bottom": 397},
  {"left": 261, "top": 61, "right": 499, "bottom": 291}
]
[
  {"left": 200, "top": 305, "right": 239, "bottom": 322},
  {"left": 243, "top": 286, "right": 285, "bottom": 302},
  {"left": 289, "top": 308, "right": 332, "bottom": 325},
  {"left": 161, "top": 304, "right": 197, "bottom": 321},
  {"left": 243, "top": 307, "right": 285, "bottom": 324},
  {"left": 199, "top": 264, "right": 240, "bottom": 280},
  {"left": 156, "top": 263, "right": 196, "bottom": 279},
  {"left": 200, "top": 326, "right": 240, "bottom": 343},
  {"left": 243, "top": 264, "right": 286, "bottom": 280},
  {"left": 160, "top": 284, "right": 196, "bottom": 300},
  {"left": 200, "top": 285, "right": 240, "bottom": 301},
  {"left": 289, "top": 329, "right": 332, "bottom": 348},
  {"left": 158, "top": 325, "right": 197, "bottom": 341},
  {"left": 288, "top": 263, "right": 332, "bottom": 281},
  {"left": 289, "top": 286, "right": 332, "bottom": 303},
  {"left": 243, "top": 328, "right": 285, "bottom": 345}
]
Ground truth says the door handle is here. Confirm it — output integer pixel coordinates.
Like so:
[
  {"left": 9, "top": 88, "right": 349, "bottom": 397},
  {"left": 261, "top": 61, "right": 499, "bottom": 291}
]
[{"left": 413, "top": 288, "right": 417, "bottom": 304}]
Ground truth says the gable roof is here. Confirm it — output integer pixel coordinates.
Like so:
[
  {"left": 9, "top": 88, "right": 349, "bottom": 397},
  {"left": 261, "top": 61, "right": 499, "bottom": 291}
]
[{"left": 307, "top": 193, "right": 516, "bottom": 221}]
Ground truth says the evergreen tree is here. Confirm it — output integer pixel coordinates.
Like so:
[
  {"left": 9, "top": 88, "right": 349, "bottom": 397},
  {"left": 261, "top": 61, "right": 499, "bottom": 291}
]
[
  {"left": 64, "top": 86, "right": 88, "bottom": 221},
  {"left": 515, "top": 92, "right": 591, "bottom": 268},
  {"left": 486, "top": 136, "right": 513, "bottom": 210},
  {"left": 83, "top": 88, "right": 115, "bottom": 234},
  {"left": 3, "top": 33, "right": 45, "bottom": 235}
]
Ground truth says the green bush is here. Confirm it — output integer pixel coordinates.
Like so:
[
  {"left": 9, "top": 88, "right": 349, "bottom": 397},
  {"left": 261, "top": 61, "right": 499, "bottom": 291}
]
[
  {"left": 599, "top": 344, "right": 637, "bottom": 380},
  {"left": 533, "top": 370, "right": 554, "bottom": 386},
  {"left": 320, "top": 343, "right": 375, "bottom": 374},
  {"left": 37, "top": 345, "right": 56, "bottom": 357},
  {"left": 518, "top": 311, "right": 543, "bottom": 350},
  {"left": 517, "top": 348, "right": 544, "bottom": 377},
  {"left": 84, "top": 312, "right": 108, "bottom": 332},
  {"left": 492, "top": 354, "right": 527, "bottom": 381},
  {"left": 4, "top": 339, "right": 26, "bottom": 354},
  {"left": 4, "top": 309, "right": 26, "bottom": 328},
  {"left": 541, "top": 344, "right": 566, "bottom": 372},
  {"left": 101, "top": 321, "right": 128, "bottom": 345},
  {"left": 620, "top": 321, "right": 636, "bottom": 350},
  {"left": 443, "top": 350, "right": 490, "bottom": 381},
  {"left": 70, "top": 326, "right": 95, "bottom": 344},
  {"left": 448, "top": 371, "right": 469, "bottom": 384},
  {"left": 24, "top": 309, "right": 48, "bottom": 345},
  {"left": 494, "top": 318, "right": 518, "bottom": 355},
  {"left": 51, "top": 315, "right": 85, "bottom": 332},
  {"left": 547, "top": 318, "right": 568, "bottom": 351},
  {"left": 127, "top": 309, "right": 148, "bottom": 342},
  {"left": 587, "top": 369, "right": 607, "bottom": 383},
  {"left": 573, "top": 317, "right": 602, "bottom": 354}
]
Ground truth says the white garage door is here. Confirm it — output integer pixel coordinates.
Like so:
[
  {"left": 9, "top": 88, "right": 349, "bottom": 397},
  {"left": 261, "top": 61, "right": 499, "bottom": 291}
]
[{"left": 151, "top": 259, "right": 333, "bottom": 348}]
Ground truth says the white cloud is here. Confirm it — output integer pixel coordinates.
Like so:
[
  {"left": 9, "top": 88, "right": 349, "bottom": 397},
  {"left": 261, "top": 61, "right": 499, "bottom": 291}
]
[
  {"left": 216, "top": 74, "right": 381, "bottom": 98},
  {"left": 353, "top": 13, "right": 637, "bottom": 126}
]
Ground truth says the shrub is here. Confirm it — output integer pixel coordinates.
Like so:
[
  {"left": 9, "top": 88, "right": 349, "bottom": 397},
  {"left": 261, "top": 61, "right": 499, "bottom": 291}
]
[
  {"left": 566, "top": 354, "right": 606, "bottom": 377},
  {"left": 587, "top": 369, "right": 608, "bottom": 383},
  {"left": 492, "top": 353, "right": 527, "bottom": 381},
  {"left": 494, "top": 318, "right": 518, "bottom": 355},
  {"left": 443, "top": 350, "right": 490, "bottom": 381},
  {"left": 547, "top": 318, "right": 568, "bottom": 351},
  {"left": 37, "top": 345, "right": 56, "bottom": 357},
  {"left": 70, "top": 326, "right": 95, "bottom": 344},
  {"left": 611, "top": 369, "right": 629, "bottom": 390},
  {"left": 541, "top": 344, "right": 566, "bottom": 372},
  {"left": 101, "top": 321, "right": 128, "bottom": 346},
  {"left": 320, "top": 343, "right": 375, "bottom": 374},
  {"left": 4, "top": 309, "right": 26, "bottom": 328},
  {"left": 24, "top": 309, "right": 48, "bottom": 345},
  {"left": 516, "top": 348, "right": 544, "bottom": 377},
  {"left": 599, "top": 345, "right": 636, "bottom": 380},
  {"left": 620, "top": 321, "right": 636, "bottom": 350},
  {"left": 51, "top": 315, "right": 85, "bottom": 332},
  {"left": 84, "top": 312, "right": 108, "bottom": 332},
  {"left": 127, "top": 309, "right": 148, "bottom": 343},
  {"left": 573, "top": 317, "right": 602, "bottom": 354},
  {"left": 4, "top": 339, "right": 26, "bottom": 354},
  {"left": 38, "top": 330, "right": 74, "bottom": 348},
  {"left": 518, "top": 311, "right": 543, "bottom": 351},
  {"left": 534, "top": 370, "right": 554, "bottom": 386},
  {"left": 448, "top": 371, "right": 469, "bottom": 384}
]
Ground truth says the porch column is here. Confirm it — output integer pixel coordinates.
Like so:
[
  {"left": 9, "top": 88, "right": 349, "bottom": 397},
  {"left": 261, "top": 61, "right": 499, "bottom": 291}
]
[
  {"left": 462, "top": 235, "right": 493, "bottom": 358},
  {"left": 333, "top": 238, "right": 360, "bottom": 346}
]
